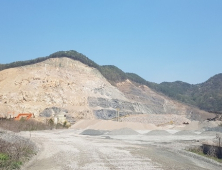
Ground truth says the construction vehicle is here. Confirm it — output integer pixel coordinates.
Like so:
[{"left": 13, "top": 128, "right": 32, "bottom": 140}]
[{"left": 15, "top": 113, "right": 33, "bottom": 120}]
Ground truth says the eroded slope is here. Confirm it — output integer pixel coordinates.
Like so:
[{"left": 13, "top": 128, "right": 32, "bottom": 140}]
[{"left": 0, "top": 57, "right": 214, "bottom": 121}]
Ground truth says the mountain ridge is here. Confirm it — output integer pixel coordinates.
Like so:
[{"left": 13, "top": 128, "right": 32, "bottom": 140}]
[{"left": 0, "top": 50, "right": 221, "bottom": 113}]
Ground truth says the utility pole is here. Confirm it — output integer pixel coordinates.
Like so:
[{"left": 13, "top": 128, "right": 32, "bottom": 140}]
[
  {"left": 216, "top": 133, "right": 221, "bottom": 147},
  {"left": 116, "top": 108, "right": 119, "bottom": 122}
]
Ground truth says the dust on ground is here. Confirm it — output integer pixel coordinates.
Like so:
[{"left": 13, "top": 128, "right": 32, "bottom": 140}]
[{"left": 19, "top": 125, "right": 222, "bottom": 170}]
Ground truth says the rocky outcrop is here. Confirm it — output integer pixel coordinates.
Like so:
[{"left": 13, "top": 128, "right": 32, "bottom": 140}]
[
  {"left": 0, "top": 58, "right": 126, "bottom": 119},
  {"left": 115, "top": 80, "right": 214, "bottom": 120},
  {"left": 39, "top": 107, "right": 68, "bottom": 117},
  {"left": 88, "top": 97, "right": 134, "bottom": 111}
]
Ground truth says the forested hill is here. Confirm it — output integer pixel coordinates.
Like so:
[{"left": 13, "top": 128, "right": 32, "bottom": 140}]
[
  {"left": 0, "top": 50, "right": 99, "bottom": 71},
  {"left": 194, "top": 74, "right": 222, "bottom": 113},
  {"left": 0, "top": 50, "right": 146, "bottom": 85},
  {"left": 155, "top": 75, "right": 222, "bottom": 113},
  {"left": 128, "top": 73, "right": 222, "bottom": 114},
  {"left": 1, "top": 50, "right": 222, "bottom": 113}
]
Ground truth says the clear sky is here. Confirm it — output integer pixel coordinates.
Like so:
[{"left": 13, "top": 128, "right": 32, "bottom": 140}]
[{"left": 0, "top": 0, "right": 221, "bottom": 84}]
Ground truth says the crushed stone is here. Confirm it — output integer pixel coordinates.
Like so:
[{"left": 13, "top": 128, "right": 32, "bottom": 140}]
[
  {"left": 174, "top": 130, "right": 197, "bottom": 135},
  {"left": 200, "top": 131, "right": 222, "bottom": 136},
  {"left": 204, "top": 126, "right": 222, "bottom": 133},
  {"left": 107, "top": 128, "right": 139, "bottom": 135},
  {"left": 145, "top": 130, "right": 171, "bottom": 136},
  {"left": 80, "top": 129, "right": 106, "bottom": 136}
]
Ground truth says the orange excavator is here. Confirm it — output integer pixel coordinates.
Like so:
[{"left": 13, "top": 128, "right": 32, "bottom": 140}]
[{"left": 15, "top": 113, "right": 33, "bottom": 120}]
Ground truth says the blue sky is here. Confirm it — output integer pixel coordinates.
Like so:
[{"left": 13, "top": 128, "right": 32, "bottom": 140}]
[{"left": 0, "top": 0, "right": 221, "bottom": 84}]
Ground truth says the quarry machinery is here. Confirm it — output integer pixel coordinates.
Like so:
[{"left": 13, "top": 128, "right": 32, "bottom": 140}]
[{"left": 15, "top": 113, "right": 33, "bottom": 120}]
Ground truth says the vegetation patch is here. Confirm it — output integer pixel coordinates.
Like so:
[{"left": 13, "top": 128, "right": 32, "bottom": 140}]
[
  {"left": 0, "top": 119, "right": 51, "bottom": 132},
  {"left": 0, "top": 136, "right": 35, "bottom": 169},
  {"left": 0, "top": 118, "right": 70, "bottom": 169},
  {"left": 0, "top": 118, "right": 69, "bottom": 132},
  {"left": 188, "top": 145, "right": 222, "bottom": 163}
]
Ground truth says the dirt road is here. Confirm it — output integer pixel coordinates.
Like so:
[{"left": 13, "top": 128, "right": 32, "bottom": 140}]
[{"left": 20, "top": 129, "right": 221, "bottom": 170}]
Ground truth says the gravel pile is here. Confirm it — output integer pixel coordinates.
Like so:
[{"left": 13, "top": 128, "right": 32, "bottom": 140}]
[
  {"left": 200, "top": 131, "right": 222, "bottom": 137},
  {"left": 204, "top": 126, "right": 222, "bottom": 133},
  {"left": 120, "top": 114, "right": 190, "bottom": 125},
  {"left": 200, "top": 131, "right": 218, "bottom": 136},
  {"left": 107, "top": 128, "right": 139, "bottom": 135},
  {"left": 80, "top": 129, "right": 106, "bottom": 136},
  {"left": 182, "top": 121, "right": 220, "bottom": 131},
  {"left": 145, "top": 130, "right": 171, "bottom": 136},
  {"left": 199, "top": 121, "right": 219, "bottom": 129},
  {"left": 183, "top": 121, "right": 199, "bottom": 130},
  {"left": 174, "top": 130, "right": 197, "bottom": 135}
]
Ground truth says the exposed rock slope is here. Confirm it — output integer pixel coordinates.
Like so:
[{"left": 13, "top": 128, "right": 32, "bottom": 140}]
[
  {"left": 115, "top": 80, "right": 213, "bottom": 120},
  {"left": 0, "top": 57, "right": 214, "bottom": 121},
  {"left": 0, "top": 57, "right": 126, "bottom": 119}
]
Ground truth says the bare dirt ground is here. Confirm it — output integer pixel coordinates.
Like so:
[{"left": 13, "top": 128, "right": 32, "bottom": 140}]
[{"left": 19, "top": 129, "right": 222, "bottom": 170}]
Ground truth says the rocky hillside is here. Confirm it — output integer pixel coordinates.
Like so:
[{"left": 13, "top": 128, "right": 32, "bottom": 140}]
[
  {"left": 0, "top": 57, "right": 127, "bottom": 119},
  {"left": 0, "top": 51, "right": 215, "bottom": 121}
]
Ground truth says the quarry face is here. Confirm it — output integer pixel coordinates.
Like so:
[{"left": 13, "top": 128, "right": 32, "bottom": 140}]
[
  {"left": 0, "top": 57, "right": 214, "bottom": 121},
  {"left": 0, "top": 58, "right": 127, "bottom": 119}
]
